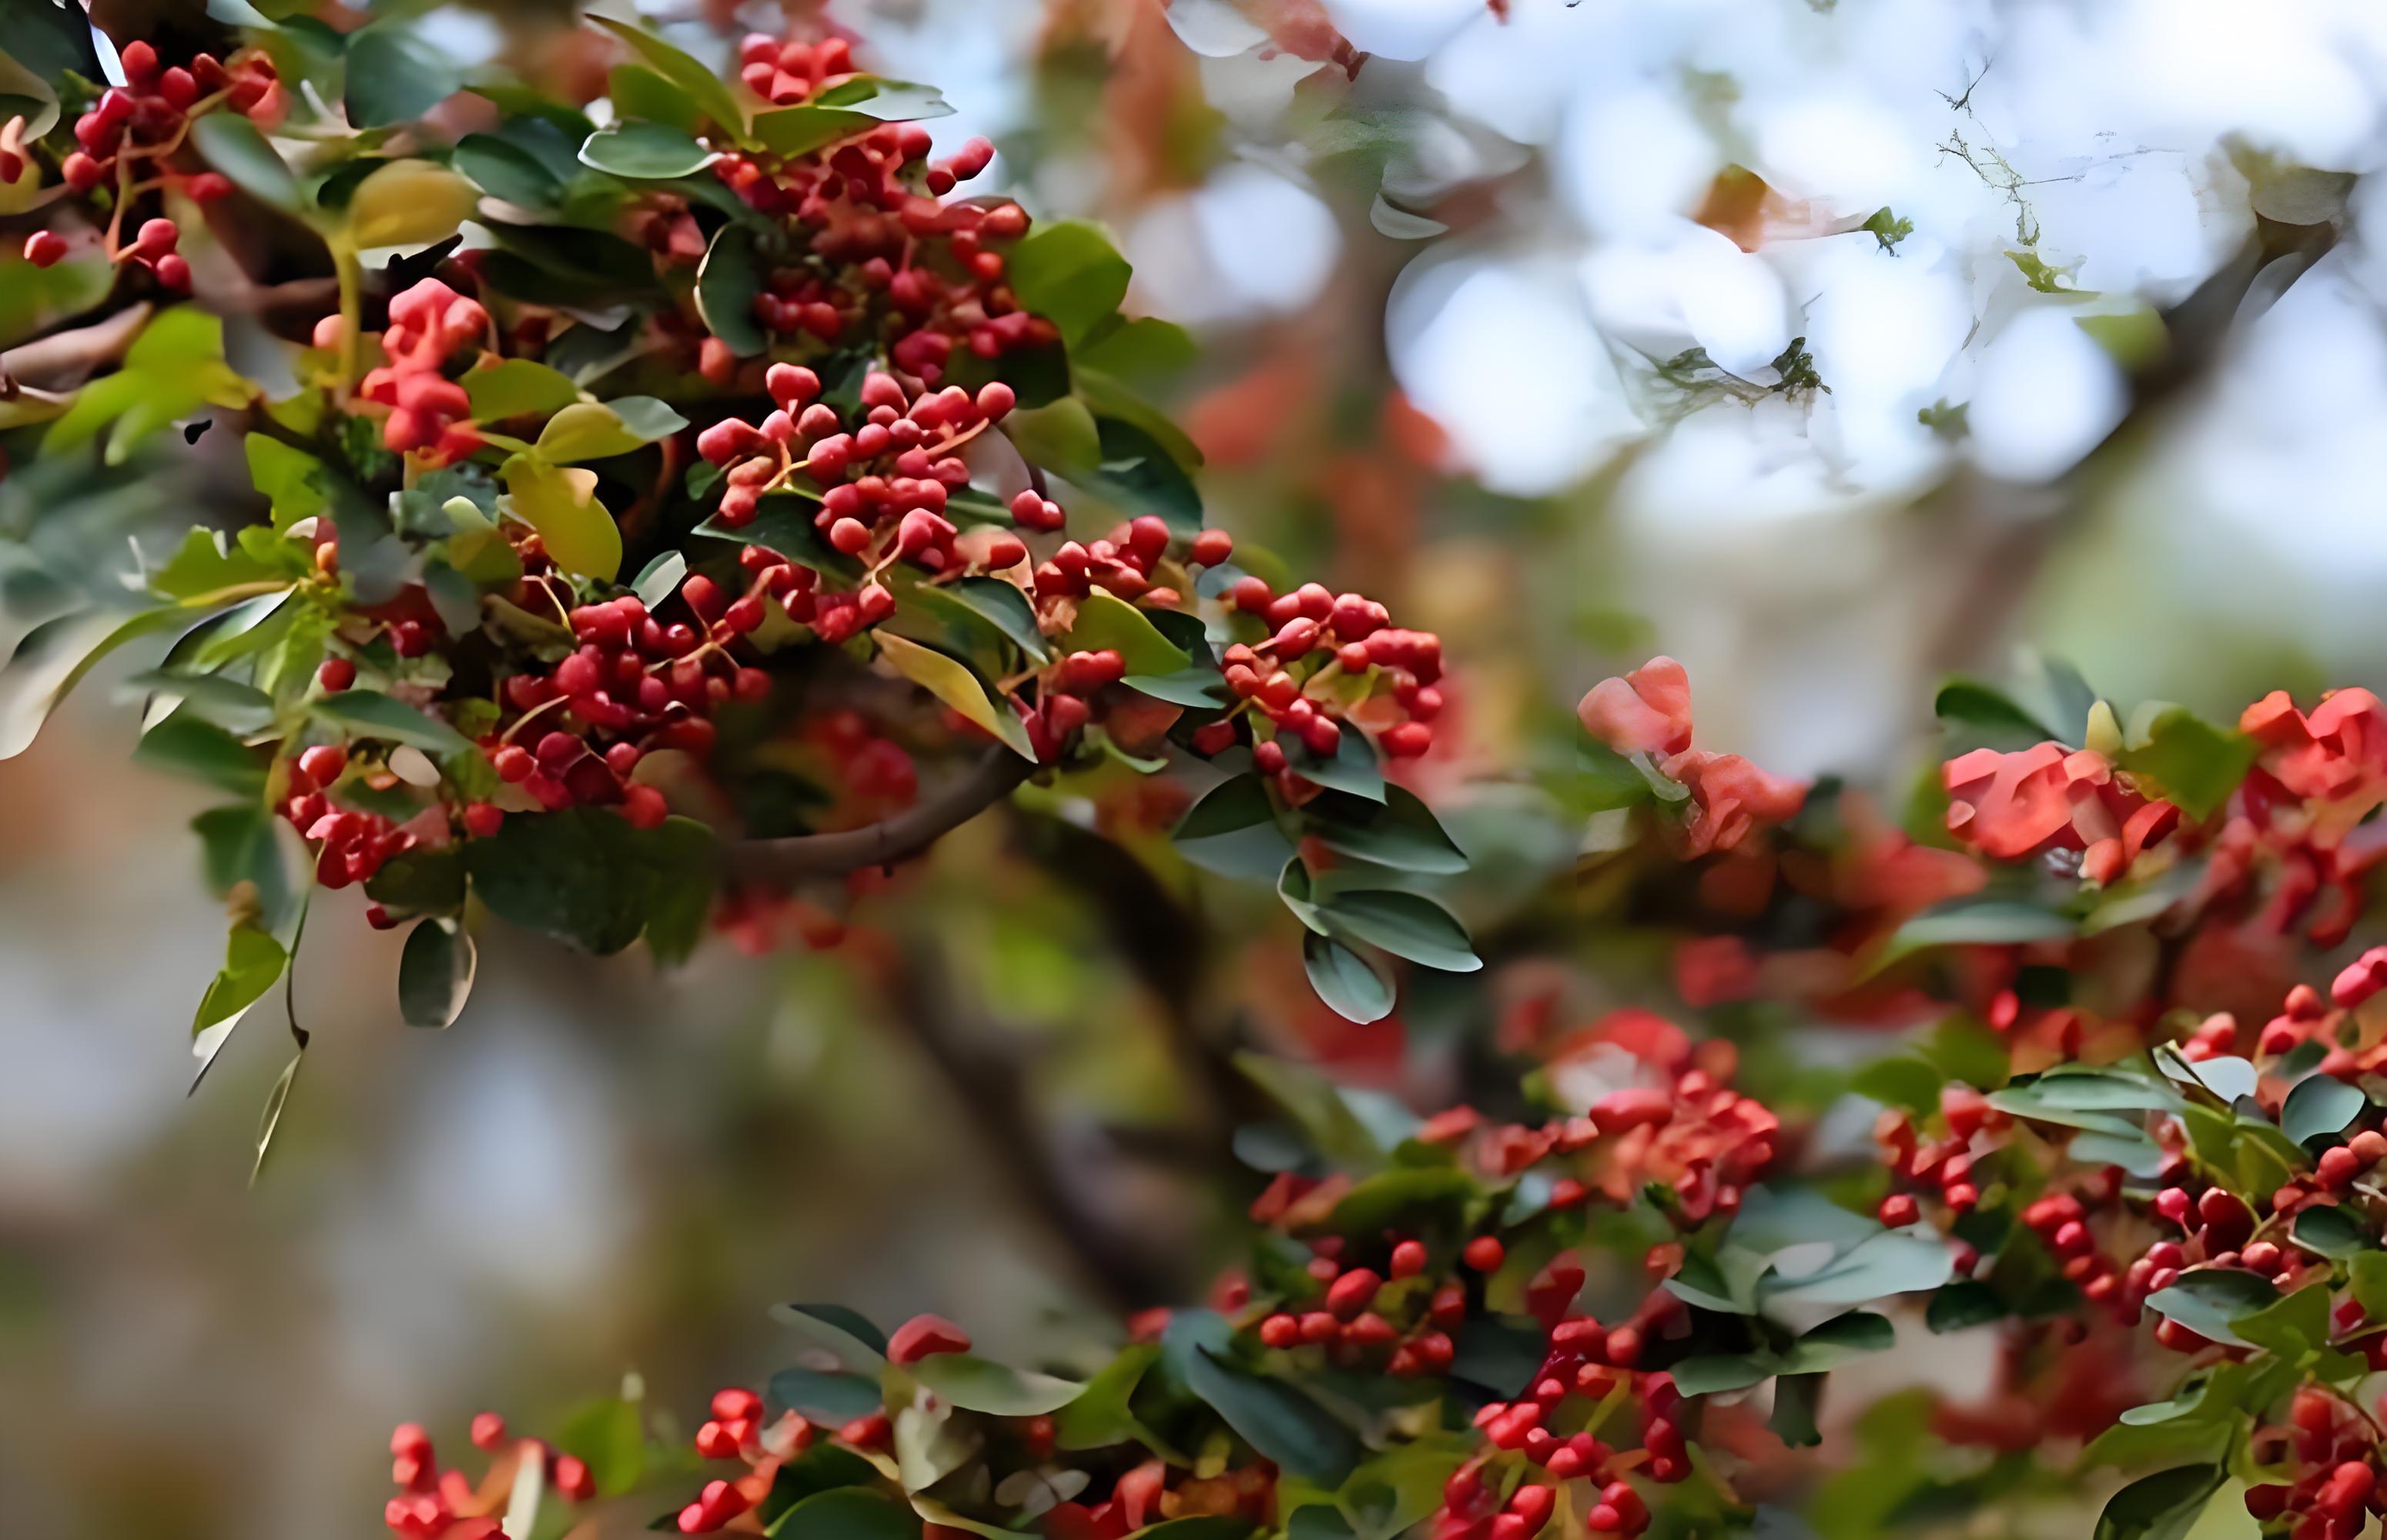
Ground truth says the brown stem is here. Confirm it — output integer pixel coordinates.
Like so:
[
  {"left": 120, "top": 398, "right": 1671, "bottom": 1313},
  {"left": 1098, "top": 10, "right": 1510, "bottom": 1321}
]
[
  {"left": 0, "top": 303, "right": 154, "bottom": 391},
  {"left": 878, "top": 942, "right": 1191, "bottom": 1311},
  {"left": 727, "top": 745, "right": 1034, "bottom": 880}
]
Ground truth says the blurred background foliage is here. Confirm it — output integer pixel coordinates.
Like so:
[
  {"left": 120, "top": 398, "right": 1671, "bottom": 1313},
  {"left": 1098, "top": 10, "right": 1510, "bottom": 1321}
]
[{"left": 7, "top": 0, "right": 2387, "bottom": 1535}]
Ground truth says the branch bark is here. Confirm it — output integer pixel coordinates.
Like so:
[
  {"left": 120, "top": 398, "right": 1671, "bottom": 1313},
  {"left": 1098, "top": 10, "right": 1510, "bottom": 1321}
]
[{"left": 726, "top": 746, "right": 1035, "bottom": 881}]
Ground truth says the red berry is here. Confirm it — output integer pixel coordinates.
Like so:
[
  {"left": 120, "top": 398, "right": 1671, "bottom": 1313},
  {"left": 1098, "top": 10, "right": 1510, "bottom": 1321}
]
[
  {"left": 888, "top": 1313, "right": 973, "bottom": 1364},
  {"left": 316, "top": 658, "right": 357, "bottom": 692},
  {"left": 623, "top": 784, "right": 669, "bottom": 829},
  {"left": 22, "top": 231, "right": 69, "bottom": 268},
  {"left": 297, "top": 745, "right": 347, "bottom": 784},
  {"left": 462, "top": 802, "right": 504, "bottom": 839},
  {"left": 1463, "top": 1237, "right": 1505, "bottom": 1272}
]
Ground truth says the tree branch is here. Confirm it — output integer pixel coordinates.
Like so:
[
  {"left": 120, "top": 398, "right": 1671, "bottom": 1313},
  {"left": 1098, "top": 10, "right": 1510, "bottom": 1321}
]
[
  {"left": 879, "top": 944, "right": 1194, "bottom": 1312},
  {"left": 726, "top": 746, "right": 1035, "bottom": 881}
]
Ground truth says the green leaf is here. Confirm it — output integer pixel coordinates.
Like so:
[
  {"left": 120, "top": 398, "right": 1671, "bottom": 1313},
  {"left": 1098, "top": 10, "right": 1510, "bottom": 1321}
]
[
  {"left": 1135, "top": 1521, "right": 1252, "bottom": 1540},
  {"left": 608, "top": 62, "right": 703, "bottom": 136},
  {"left": 1008, "top": 395, "right": 1103, "bottom": 475},
  {"left": 2, "top": 606, "right": 203, "bottom": 764},
  {"left": 1875, "top": 899, "right": 2074, "bottom": 969},
  {"left": 537, "top": 398, "right": 688, "bottom": 462},
  {"left": 1286, "top": 725, "right": 1385, "bottom": 804},
  {"left": 398, "top": 918, "right": 475, "bottom": 1029},
  {"left": 1053, "top": 1344, "right": 1159, "bottom": 1451},
  {"left": 634, "top": 552, "right": 689, "bottom": 611},
  {"left": 1769, "top": 1374, "right": 1824, "bottom": 1448},
  {"left": 503, "top": 456, "right": 620, "bottom": 580},
  {"left": 192, "top": 803, "right": 293, "bottom": 931},
  {"left": 136, "top": 711, "right": 266, "bottom": 795},
  {"left": 769, "top": 1368, "right": 886, "bottom": 1424},
  {"left": 454, "top": 130, "right": 571, "bottom": 209},
  {"left": 2351, "top": 1253, "right": 2387, "bottom": 1320},
  {"left": 2231, "top": 1281, "right": 2329, "bottom": 1359},
  {"left": 2144, "top": 1269, "right": 2278, "bottom": 1348},
  {"left": 464, "top": 360, "right": 583, "bottom": 423},
  {"left": 588, "top": 15, "right": 748, "bottom": 139},
  {"left": 1669, "top": 1353, "right": 1776, "bottom": 1397},
  {"left": 2291, "top": 1204, "right": 2369, "bottom": 1260},
  {"left": 1006, "top": 220, "right": 1131, "bottom": 346},
  {"left": 1077, "top": 316, "right": 1199, "bottom": 383},
  {"left": 1234, "top": 1053, "right": 1392, "bottom": 1168},
  {"left": 2117, "top": 704, "right": 2258, "bottom": 821},
  {"left": 932, "top": 577, "right": 1050, "bottom": 663},
  {"left": 1086, "top": 416, "right": 1204, "bottom": 534},
  {"left": 2093, "top": 1465, "right": 2225, "bottom": 1540},
  {"left": 1318, "top": 889, "right": 1479, "bottom": 973},
  {"left": 1304, "top": 932, "right": 1394, "bottom": 1024},
  {"left": 1173, "top": 775, "right": 1297, "bottom": 882},
  {"left": 695, "top": 491, "right": 852, "bottom": 576},
  {"left": 1782, "top": 1311, "right": 1896, "bottom": 1372},
  {"left": 748, "top": 77, "right": 956, "bottom": 158},
  {"left": 555, "top": 1397, "right": 644, "bottom": 1499},
  {"left": 466, "top": 809, "right": 718, "bottom": 957},
  {"left": 1765, "top": 1230, "right": 1952, "bottom": 1307},
  {"left": 1307, "top": 787, "right": 1468, "bottom": 874},
  {"left": 1326, "top": 1167, "right": 1476, "bottom": 1235},
  {"left": 1184, "top": 1345, "right": 1359, "bottom": 1485},
  {"left": 190, "top": 921, "right": 287, "bottom": 1087},
  {"left": 1934, "top": 679, "right": 2056, "bottom": 752},
  {"left": 1852, "top": 1056, "right": 1944, "bottom": 1116},
  {"left": 580, "top": 120, "right": 715, "bottom": 179},
  {"left": 698, "top": 223, "right": 768, "bottom": 357},
  {"left": 245, "top": 434, "right": 333, "bottom": 530},
  {"left": 875, "top": 632, "right": 1035, "bottom": 761},
  {"left": 2282, "top": 1074, "right": 2366, "bottom": 1147},
  {"left": 765, "top": 1488, "right": 919, "bottom": 1540},
  {"left": 191, "top": 112, "right": 302, "bottom": 211},
  {"left": 909, "top": 1354, "right": 1085, "bottom": 1416},
  {"left": 1122, "top": 667, "right": 1227, "bottom": 708},
  {"left": 129, "top": 670, "right": 276, "bottom": 734},
  {"left": 149, "top": 527, "right": 287, "bottom": 602},
  {"left": 344, "top": 25, "right": 464, "bottom": 126},
  {"left": 250, "top": 1044, "right": 304, "bottom": 1185},
  {"left": 1925, "top": 1279, "right": 2009, "bottom": 1333},
  {"left": 2010, "top": 1067, "right": 2184, "bottom": 1113},
  {"left": 315, "top": 690, "right": 475, "bottom": 755},
  {"left": 1058, "top": 591, "right": 1191, "bottom": 676},
  {"left": 772, "top": 1302, "right": 891, "bottom": 1365}
]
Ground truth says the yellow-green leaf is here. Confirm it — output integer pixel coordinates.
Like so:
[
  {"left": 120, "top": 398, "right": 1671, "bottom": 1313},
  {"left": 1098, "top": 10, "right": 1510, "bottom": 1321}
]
[
  {"left": 536, "top": 398, "right": 688, "bottom": 463},
  {"left": 344, "top": 159, "right": 477, "bottom": 249},
  {"left": 875, "top": 632, "right": 1035, "bottom": 760},
  {"left": 503, "top": 454, "right": 621, "bottom": 580}
]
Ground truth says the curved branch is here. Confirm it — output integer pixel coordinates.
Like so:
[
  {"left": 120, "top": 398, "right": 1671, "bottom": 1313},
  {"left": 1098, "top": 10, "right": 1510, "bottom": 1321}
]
[{"left": 728, "top": 746, "right": 1035, "bottom": 881}]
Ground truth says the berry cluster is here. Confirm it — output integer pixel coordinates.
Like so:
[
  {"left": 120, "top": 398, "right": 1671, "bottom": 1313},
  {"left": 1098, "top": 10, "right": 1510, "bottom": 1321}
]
[
  {"left": 2246, "top": 1390, "right": 2385, "bottom": 1538},
  {"left": 1211, "top": 578, "right": 1444, "bottom": 773},
  {"left": 18, "top": 41, "right": 269, "bottom": 281},
  {"left": 693, "top": 363, "right": 1009, "bottom": 544},
  {"left": 278, "top": 741, "right": 421, "bottom": 895},
  {"left": 383, "top": 1415, "right": 591, "bottom": 1540},
  {"left": 479, "top": 554, "right": 810, "bottom": 827},
  {"left": 354, "top": 278, "right": 491, "bottom": 463},
  {"left": 1578, "top": 658, "right": 1806, "bottom": 857},
  {"left": 1873, "top": 1083, "right": 2008, "bottom": 1240},
  {"left": 699, "top": 89, "right": 1040, "bottom": 376}
]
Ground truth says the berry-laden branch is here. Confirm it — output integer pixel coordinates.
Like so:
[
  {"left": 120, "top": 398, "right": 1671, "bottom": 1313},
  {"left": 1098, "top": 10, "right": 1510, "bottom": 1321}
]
[
  {"left": 378, "top": 653, "right": 2387, "bottom": 1540},
  {"left": 0, "top": 5, "right": 1470, "bottom": 1085},
  {"left": 727, "top": 744, "right": 1033, "bottom": 880}
]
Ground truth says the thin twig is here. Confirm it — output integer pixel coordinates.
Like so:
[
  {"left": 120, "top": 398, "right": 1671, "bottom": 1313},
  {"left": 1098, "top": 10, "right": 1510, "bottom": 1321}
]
[{"left": 728, "top": 746, "right": 1035, "bottom": 880}]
